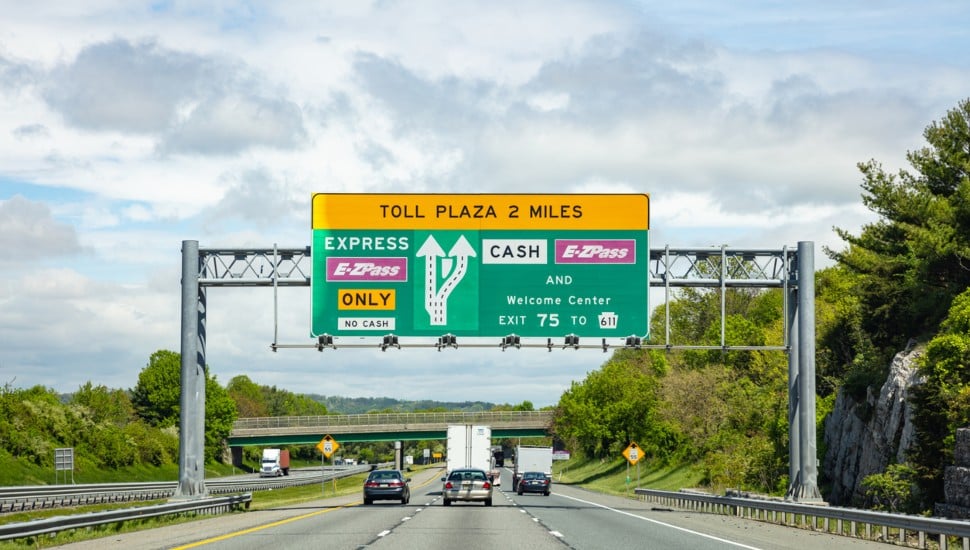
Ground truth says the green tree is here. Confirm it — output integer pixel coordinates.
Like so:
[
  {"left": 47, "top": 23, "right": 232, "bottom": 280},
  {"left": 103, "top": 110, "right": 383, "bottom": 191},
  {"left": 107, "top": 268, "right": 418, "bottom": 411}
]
[
  {"left": 491, "top": 401, "right": 534, "bottom": 412},
  {"left": 814, "top": 266, "right": 882, "bottom": 398},
  {"left": 70, "top": 382, "right": 135, "bottom": 426},
  {"left": 554, "top": 349, "right": 666, "bottom": 459},
  {"left": 910, "top": 287, "right": 970, "bottom": 508},
  {"left": 828, "top": 98, "right": 970, "bottom": 351},
  {"left": 0, "top": 385, "right": 69, "bottom": 466},
  {"left": 262, "top": 385, "right": 328, "bottom": 416},
  {"left": 205, "top": 375, "right": 238, "bottom": 462},
  {"left": 226, "top": 375, "right": 268, "bottom": 418},
  {"left": 131, "top": 350, "right": 238, "bottom": 463},
  {"left": 862, "top": 463, "right": 918, "bottom": 513},
  {"left": 131, "top": 350, "right": 183, "bottom": 428}
]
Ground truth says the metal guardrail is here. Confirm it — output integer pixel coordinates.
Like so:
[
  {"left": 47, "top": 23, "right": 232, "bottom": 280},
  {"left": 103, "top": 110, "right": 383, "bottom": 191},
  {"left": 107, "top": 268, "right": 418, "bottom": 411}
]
[
  {"left": 0, "top": 481, "right": 177, "bottom": 512},
  {"left": 0, "top": 493, "right": 252, "bottom": 542},
  {"left": 0, "top": 466, "right": 371, "bottom": 514},
  {"left": 636, "top": 488, "right": 970, "bottom": 549},
  {"left": 232, "top": 410, "right": 553, "bottom": 431}
]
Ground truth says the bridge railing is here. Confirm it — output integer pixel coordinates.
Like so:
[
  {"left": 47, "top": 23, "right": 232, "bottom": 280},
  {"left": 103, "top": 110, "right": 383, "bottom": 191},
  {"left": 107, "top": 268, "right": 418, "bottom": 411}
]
[{"left": 232, "top": 410, "right": 553, "bottom": 431}]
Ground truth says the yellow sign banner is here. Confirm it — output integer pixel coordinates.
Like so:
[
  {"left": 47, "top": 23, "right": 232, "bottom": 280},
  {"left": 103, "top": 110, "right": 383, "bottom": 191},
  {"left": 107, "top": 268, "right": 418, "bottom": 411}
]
[
  {"left": 312, "top": 193, "right": 649, "bottom": 231},
  {"left": 337, "top": 289, "right": 396, "bottom": 310}
]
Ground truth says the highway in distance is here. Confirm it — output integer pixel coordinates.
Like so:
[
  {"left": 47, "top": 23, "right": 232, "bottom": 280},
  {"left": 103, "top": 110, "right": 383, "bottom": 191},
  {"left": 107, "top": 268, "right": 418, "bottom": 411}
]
[{"left": 60, "top": 468, "right": 892, "bottom": 550}]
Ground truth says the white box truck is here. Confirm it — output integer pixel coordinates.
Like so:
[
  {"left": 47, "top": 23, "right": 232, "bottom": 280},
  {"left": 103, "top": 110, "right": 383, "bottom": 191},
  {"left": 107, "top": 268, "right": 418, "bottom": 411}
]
[
  {"left": 512, "top": 445, "right": 552, "bottom": 490},
  {"left": 446, "top": 424, "right": 493, "bottom": 479}
]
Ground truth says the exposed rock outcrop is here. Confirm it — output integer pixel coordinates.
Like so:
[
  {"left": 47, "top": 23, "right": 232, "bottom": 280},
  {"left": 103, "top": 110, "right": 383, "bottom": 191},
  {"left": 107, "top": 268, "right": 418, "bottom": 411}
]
[
  {"left": 937, "top": 428, "right": 970, "bottom": 518},
  {"left": 822, "top": 345, "right": 922, "bottom": 505}
]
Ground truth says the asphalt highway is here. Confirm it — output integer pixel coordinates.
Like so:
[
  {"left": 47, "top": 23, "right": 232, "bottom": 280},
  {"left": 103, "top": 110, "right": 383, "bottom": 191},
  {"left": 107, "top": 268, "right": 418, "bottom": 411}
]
[{"left": 58, "top": 468, "right": 891, "bottom": 550}]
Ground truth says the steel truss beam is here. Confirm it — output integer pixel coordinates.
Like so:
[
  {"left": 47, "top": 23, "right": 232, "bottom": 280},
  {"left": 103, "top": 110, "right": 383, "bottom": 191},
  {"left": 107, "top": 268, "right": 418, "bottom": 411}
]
[{"left": 195, "top": 244, "right": 799, "bottom": 351}]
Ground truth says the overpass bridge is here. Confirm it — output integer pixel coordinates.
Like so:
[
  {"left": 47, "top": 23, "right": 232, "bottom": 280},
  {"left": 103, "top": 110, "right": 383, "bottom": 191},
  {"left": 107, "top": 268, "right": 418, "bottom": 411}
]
[{"left": 228, "top": 410, "right": 554, "bottom": 447}]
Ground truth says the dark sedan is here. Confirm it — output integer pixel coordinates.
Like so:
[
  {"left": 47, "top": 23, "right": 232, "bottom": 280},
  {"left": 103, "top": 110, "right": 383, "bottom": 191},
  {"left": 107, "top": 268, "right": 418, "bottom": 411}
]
[
  {"left": 516, "top": 471, "right": 551, "bottom": 496},
  {"left": 363, "top": 469, "right": 411, "bottom": 505}
]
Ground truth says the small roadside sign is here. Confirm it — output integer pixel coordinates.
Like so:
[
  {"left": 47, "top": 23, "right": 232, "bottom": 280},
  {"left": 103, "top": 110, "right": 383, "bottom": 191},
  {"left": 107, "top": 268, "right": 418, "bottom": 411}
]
[
  {"left": 622, "top": 442, "right": 642, "bottom": 465},
  {"left": 317, "top": 434, "right": 339, "bottom": 458}
]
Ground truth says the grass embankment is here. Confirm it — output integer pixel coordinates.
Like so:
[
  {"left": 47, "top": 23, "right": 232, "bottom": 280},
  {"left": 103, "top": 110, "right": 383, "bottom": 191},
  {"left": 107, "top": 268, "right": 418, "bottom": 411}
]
[
  {"left": 552, "top": 456, "right": 705, "bottom": 497},
  {"left": 0, "top": 459, "right": 243, "bottom": 487}
]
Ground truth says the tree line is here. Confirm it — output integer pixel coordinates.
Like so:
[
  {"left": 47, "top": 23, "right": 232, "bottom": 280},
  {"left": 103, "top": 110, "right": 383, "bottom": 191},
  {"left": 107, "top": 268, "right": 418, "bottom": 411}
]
[
  {"left": 0, "top": 349, "right": 329, "bottom": 474},
  {"left": 0, "top": 349, "right": 537, "bottom": 477}
]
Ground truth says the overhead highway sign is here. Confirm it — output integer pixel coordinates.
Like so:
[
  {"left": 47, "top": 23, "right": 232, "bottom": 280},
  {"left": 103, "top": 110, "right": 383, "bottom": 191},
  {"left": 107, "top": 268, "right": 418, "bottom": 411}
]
[{"left": 311, "top": 193, "right": 649, "bottom": 339}]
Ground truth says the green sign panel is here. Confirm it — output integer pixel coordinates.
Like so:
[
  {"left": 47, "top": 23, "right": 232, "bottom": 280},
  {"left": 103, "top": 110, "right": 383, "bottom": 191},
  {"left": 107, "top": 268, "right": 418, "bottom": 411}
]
[{"left": 311, "top": 194, "right": 649, "bottom": 339}]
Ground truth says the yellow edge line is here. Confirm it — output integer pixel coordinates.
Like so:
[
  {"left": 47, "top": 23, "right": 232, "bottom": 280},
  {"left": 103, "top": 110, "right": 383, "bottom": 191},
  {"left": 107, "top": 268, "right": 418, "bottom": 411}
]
[
  {"left": 172, "top": 503, "right": 356, "bottom": 549},
  {"left": 174, "top": 470, "right": 443, "bottom": 549}
]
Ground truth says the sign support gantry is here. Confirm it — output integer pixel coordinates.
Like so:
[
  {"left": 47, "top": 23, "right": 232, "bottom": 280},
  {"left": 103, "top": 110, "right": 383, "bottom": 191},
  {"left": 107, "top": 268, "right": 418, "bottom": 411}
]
[{"left": 178, "top": 240, "right": 820, "bottom": 502}]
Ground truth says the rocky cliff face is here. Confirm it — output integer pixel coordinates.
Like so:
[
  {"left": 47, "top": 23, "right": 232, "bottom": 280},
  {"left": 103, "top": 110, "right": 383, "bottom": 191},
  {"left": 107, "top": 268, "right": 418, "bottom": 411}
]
[
  {"left": 938, "top": 429, "right": 970, "bottom": 518},
  {"left": 822, "top": 344, "right": 922, "bottom": 505}
]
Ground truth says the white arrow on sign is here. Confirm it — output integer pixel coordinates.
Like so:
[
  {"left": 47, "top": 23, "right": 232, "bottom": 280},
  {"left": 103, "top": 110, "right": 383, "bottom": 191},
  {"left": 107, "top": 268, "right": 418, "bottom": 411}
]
[{"left": 416, "top": 234, "right": 476, "bottom": 326}]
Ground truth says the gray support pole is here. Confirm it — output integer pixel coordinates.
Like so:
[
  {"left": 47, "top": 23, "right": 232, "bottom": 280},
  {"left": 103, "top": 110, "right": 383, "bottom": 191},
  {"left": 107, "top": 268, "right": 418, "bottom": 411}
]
[
  {"left": 197, "top": 283, "right": 208, "bottom": 479},
  {"left": 786, "top": 270, "right": 801, "bottom": 499},
  {"left": 176, "top": 240, "right": 207, "bottom": 498},
  {"left": 720, "top": 245, "right": 726, "bottom": 347},
  {"left": 794, "top": 241, "right": 821, "bottom": 500}
]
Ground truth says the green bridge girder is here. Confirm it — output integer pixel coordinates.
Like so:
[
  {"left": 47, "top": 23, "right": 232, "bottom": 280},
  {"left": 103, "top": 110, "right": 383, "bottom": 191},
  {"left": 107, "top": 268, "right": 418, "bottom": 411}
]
[
  {"left": 227, "top": 411, "right": 554, "bottom": 447},
  {"left": 227, "top": 427, "right": 548, "bottom": 447}
]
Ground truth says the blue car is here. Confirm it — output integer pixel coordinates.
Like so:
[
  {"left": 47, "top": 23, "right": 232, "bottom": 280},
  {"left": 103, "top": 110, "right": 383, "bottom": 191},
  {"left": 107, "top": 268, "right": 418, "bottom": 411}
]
[{"left": 516, "top": 471, "right": 551, "bottom": 496}]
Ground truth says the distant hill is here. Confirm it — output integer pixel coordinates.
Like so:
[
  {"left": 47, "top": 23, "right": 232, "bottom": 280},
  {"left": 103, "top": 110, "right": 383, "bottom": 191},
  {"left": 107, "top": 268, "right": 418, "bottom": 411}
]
[{"left": 311, "top": 395, "right": 495, "bottom": 414}]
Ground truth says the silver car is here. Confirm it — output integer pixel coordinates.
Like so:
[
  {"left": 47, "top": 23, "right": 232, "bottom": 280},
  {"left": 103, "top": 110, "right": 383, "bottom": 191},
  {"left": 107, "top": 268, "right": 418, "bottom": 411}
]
[{"left": 441, "top": 468, "right": 493, "bottom": 506}]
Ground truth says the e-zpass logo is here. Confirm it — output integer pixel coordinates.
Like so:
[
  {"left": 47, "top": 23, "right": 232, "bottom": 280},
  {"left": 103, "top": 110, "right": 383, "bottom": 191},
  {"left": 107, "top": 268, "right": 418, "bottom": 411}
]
[
  {"left": 555, "top": 240, "right": 636, "bottom": 264},
  {"left": 326, "top": 257, "right": 408, "bottom": 282}
]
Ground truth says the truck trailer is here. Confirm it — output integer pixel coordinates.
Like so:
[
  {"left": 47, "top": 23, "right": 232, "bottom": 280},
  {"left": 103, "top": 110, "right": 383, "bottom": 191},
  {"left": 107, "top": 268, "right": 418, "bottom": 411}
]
[{"left": 446, "top": 425, "right": 492, "bottom": 478}]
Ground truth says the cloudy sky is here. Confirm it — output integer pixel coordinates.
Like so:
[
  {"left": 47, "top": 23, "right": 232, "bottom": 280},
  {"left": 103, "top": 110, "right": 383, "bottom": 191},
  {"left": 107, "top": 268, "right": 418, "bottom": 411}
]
[{"left": 1, "top": 1, "right": 968, "bottom": 409}]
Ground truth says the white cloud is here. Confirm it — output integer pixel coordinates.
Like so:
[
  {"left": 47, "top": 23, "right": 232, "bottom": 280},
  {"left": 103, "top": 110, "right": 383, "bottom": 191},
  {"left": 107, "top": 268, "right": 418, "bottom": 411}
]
[
  {"left": 0, "top": 1, "right": 966, "bottom": 406},
  {"left": 0, "top": 196, "right": 86, "bottom": 262}
]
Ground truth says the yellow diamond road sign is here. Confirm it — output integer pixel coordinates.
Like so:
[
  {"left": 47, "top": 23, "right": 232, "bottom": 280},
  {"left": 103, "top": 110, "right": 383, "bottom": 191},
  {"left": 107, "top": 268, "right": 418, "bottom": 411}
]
[
  {"left": 317, "top": 435, "right": 339, "bottom": 458},
  {"left": 622, "top": 442, "right": 642, "bottom": 465}
]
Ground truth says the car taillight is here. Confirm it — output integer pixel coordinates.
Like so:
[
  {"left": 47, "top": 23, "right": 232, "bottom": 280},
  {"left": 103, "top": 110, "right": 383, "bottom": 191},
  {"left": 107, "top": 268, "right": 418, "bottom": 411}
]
[
  {"left": 483, "top": 481, "right": 491, "bottom": 489},
  {"left": 444, "top": 481, "right": 454, "bottom": 489},
  {"left": 365, "top": 481, "right": 379, "bottom": 487},
  {"left": 388, "top": 480, "right": 402, "bottom": 487},
  {"left": 543, "top": 478, "right": 550, "bottom": 485}
]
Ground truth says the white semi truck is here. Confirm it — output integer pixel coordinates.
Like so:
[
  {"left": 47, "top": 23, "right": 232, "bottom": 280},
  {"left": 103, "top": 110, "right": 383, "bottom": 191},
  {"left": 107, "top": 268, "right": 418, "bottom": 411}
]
[
  {"left": 446, "top": 425, "right": 495, "bottom": 482},
  {"left": 259, "top": 448, "right": 290, "bottom": 477}
]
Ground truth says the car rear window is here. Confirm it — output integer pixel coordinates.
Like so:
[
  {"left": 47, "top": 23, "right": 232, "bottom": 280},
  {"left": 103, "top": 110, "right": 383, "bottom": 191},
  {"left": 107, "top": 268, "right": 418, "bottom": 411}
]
[{"left": 450, "top": 471, "right": 486, "bottom": 481}]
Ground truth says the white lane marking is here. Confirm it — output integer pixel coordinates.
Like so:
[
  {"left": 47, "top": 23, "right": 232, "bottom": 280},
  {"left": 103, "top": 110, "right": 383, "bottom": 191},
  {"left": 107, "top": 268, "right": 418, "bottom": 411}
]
[
  {"left": 556, "top": 493, "right": 763, "bottom": 550},
  {"left": 550, "top": 531, "right": 564, "bottom": 538},
  {"left": 377, "top": 530, "right": 391, "bottom": 537}
]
